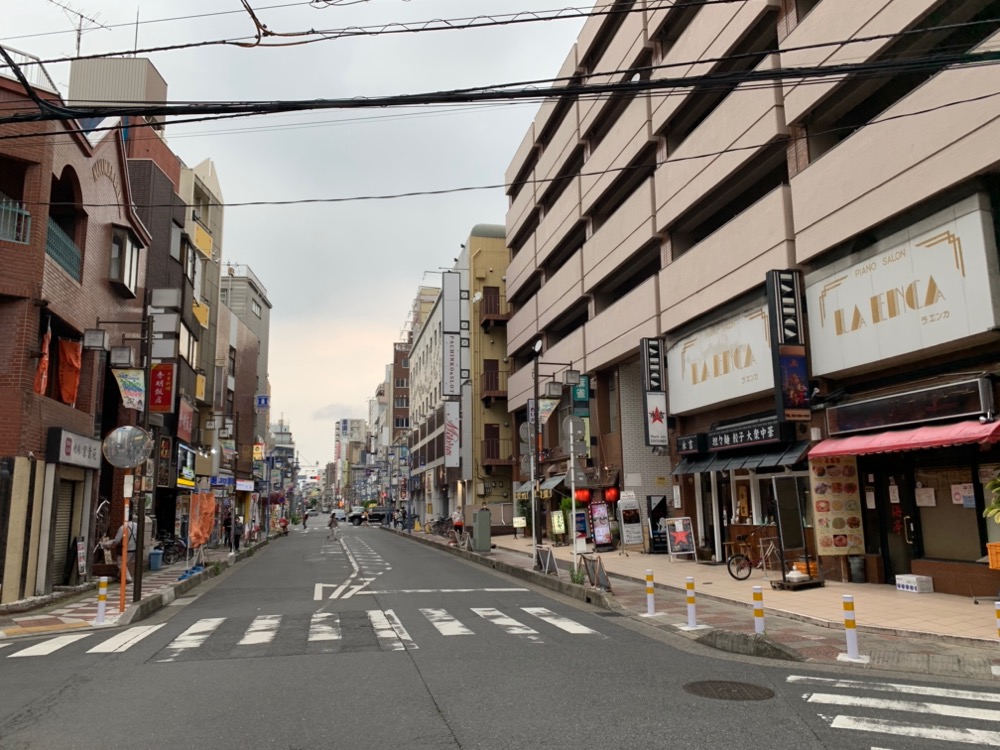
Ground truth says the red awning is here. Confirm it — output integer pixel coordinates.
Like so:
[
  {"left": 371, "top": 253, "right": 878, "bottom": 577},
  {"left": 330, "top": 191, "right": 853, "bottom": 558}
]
[{"left": 809, "top": 420, "right": 1000, "bottom": 458}]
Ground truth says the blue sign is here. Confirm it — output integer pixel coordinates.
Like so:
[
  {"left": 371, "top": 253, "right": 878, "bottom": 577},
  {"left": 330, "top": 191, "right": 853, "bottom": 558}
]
[
  {"left": 210, "top": 476, "right": 235, "bottom": 487},
  {"left": 255, "top": 394, "right": 270, "bottom": 410}
]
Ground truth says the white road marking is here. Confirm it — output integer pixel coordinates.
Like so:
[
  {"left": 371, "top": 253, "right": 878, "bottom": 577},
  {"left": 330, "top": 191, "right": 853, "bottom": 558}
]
[
  {"left": 805, "top": 692, "right": 1000, "bottom": 722},
  {"left": 472, "top": 608, "right": 542, "bottom": 643},
  {"left": 788, "top": 675, "right": 1000, "bottom": 704},
  {"left": 831, "top": 715, "right": 1000, "bottom": 745},
  {"left": 157, "top": 618, "right": 225, "bottom": 661},
  {"left": 8, "top": 633, "right": 90, "bottom": 657},
  {"left": 238, "top": 615, "right": 282, "bottom": 646},
  {"left": 87, "top": 624, "right": 165, "bottom": 653},
  {"left": 356, "top": 587, "right": 528, "bottom": 596},
  {"left": 308, "top": 613, "right": 341, "bottom": 642},
  {"left": 314, "top": 583, "right": 340, "bottom": 601},
  {"left": 421, "top": 609, "right": 474, "bottom": 636},
  {"left": 368, "top": 609, "right": 416, "bottom": 651},
  {"left": 0, "top": 644, "right": 9, "bottom": 651},
  {"left": 521, "top": 607, "right": 598, "bottom": 634}
]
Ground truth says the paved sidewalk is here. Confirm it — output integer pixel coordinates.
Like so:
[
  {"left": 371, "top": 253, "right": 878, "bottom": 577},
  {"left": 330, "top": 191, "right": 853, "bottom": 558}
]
[
  {"left": 405, "top": 528, "right": 1000, "bottom": 681},
  {"left": 0, "top": 540, "right": 267, "bottom": 637}
]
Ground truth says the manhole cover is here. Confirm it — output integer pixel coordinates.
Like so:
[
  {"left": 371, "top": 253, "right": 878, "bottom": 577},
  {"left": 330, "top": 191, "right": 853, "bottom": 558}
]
[{"left": 683, "top": 681, "right": 774, "bottom": 701}]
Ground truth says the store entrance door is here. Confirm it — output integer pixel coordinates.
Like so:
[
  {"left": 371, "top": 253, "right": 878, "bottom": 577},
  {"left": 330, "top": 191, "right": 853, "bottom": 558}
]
[{"left": 876, "top": 470, "right": 922, "bottom": 582}]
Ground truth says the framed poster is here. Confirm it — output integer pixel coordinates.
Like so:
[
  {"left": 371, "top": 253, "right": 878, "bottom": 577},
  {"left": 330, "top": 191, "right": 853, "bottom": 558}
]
[
  {"left": 809, "top": 456, "right": 864, "bottom": 556},
  {"left": 665, "top": 517, "right": 695, "bottom": 557},
  {"left": 589, "top": 502, "right": 614, "bottom": 550}
]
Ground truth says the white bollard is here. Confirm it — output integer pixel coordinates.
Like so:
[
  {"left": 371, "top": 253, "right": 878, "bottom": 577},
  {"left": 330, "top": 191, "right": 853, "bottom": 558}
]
[
  {"left": 995, "top": 601, "right": 1000, "bottom": 642},
  {"left": 686, "top": 576, "right": 697, "bottom": 629},
  {"left": 753, "top": 586, "right": 765, "bottom": 634},
  {"left": 95, "top": 576, "right": 108, "bottom": 625},
  {"left": 843, "top": 594, "right": 859, "bottom": 659},
  {"left": 645, "top": 569, "right": 655, "bottom": 616}
]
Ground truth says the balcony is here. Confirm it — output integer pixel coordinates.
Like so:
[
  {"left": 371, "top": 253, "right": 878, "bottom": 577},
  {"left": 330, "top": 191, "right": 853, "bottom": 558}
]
[
  {"left": 479, "top": 291, "right": 511, "bottom": 331},
  {"left": 480, "top": 370, "right": 509, "bottom": 405},
  {"left": 481, "top": 438, "right": 515, "bottom": 467},
  {"left": 0, "top": 198, "right": 31, "bottom": 244},
  {"left": 45, "top": 217, "right": 82, "bottom": 281}
]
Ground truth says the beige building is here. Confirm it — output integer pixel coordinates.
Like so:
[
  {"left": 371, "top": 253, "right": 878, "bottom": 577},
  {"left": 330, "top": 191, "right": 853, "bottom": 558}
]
[{"left": 504, "top": 0, "right": 1000, "bottom": 593}]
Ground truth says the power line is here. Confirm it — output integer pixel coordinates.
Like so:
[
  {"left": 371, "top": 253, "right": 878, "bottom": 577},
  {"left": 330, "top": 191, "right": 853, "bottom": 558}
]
[{"left": 20, "top": 89, "right": 1000, "bottom": 210}]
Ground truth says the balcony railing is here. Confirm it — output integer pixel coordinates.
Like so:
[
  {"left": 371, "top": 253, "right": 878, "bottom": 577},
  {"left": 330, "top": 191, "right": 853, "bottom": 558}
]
[
  {"left": 45, "top": 217, "right": 82, "bottom": 281},
  {"left": 481, "top": 438, "right": 514, "bottom": 466},
  {"left": 479, "top": 291, "right": 511, "bottom": 329},
  {"left": 0, "top": 199, "right": 31, "bottom": 245},
  {"left": 480, "top": 370, "right": 509, "bottom": 401}
]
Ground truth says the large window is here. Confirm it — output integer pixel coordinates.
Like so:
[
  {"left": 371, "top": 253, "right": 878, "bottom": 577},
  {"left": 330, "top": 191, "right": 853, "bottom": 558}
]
[
  {"left": 251, "top": 299, "right": 262, "bottom": 317},
  {"left": 178, "top": 324, "right": 198, "bottom": 366},
  {"left": 109, "top": 226, "right": 140, "bottom": 296}
]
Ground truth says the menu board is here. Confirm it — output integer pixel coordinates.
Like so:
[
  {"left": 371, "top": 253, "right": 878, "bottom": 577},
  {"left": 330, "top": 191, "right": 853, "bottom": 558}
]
[
  {"left": 809, "top": 455, "right": 864, "bottom": 556},
  {"left": 619, "top": 492, "right": 644, "bottom": 547},
  {"left": 590, "top": 502, "right": 613, "bottom": 548}
]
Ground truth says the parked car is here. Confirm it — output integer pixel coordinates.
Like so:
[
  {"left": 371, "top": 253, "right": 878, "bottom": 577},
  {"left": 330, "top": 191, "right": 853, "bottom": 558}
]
[
  {"left": 333, "top": 509, "right": 347, "bottom": 522},
  {"left": 347, "top": 505, "right": 391, "bottom": 526}
]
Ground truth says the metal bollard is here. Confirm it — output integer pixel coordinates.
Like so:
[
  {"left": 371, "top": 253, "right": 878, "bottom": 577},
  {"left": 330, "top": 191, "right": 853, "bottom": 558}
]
[
  {"left": 95, "top": 576, "right": 108, "bottom": 624},
  {"left": 843, "top": 594, "right": 859, "bottom": 659},
  {"left": 645, "top": 570, "right": 655, "bottom": 616},
  {"left": 753, "top": 586, "right": 765, "bottom": 634},
  {"left": 686, "top": 576, "right": 697, "bottom": 629},
  {"left": 995, "top": 601, "right": 1000, "bottom": 641}
]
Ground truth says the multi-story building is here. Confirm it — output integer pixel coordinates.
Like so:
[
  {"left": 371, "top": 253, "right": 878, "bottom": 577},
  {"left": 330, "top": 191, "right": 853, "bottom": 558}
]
[
  {"left": 504, "top": 0, "right": 1000, "bottom": 593},
  {"left": 459, "top": 226, "right": 516, "bottom": 522},
  {"left": 409, "top": 288, "right": 444, "bottom": 521},
  {"left": 0, "top": 52, "right": 151, "bottom": 601}
]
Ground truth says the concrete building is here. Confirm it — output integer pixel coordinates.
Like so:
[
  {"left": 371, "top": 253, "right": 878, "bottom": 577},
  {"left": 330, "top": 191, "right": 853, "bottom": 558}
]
[{"left": 504, "top": 0, "right": 1000, "bottom": 592}]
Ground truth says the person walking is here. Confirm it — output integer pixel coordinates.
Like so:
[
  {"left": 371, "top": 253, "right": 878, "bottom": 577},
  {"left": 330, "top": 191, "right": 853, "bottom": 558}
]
[
  {"left": 102, "top": 515, "right": 137, "bottom": 583},
  {"left": 233, "top": 516, "right": 244, "bottom": 552},
  {"left": 327, "top": 513, "right": 339, "bottom": 541},
  {"left": 361, "top": 509, "right": 370, "bottom": 527},
  {"left": 222, "top": 513, "right": 232, "bottom": 548}
]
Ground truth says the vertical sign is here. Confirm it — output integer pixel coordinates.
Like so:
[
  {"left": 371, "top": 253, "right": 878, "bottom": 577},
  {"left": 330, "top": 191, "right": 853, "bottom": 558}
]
[
  {"left": 641, "top": 337, "right": 668, "bottom": 446},
  {"left": 149, "top": 363, "right": 176, "bottom": 413},
  {"left": 644, "top": 392, "right": 669, "bottom": 446},
  {"left": 177, "top": 399, "right": 195, "bottom": 444},
  {"left": 444, "top": 401, "right": 460, "bottom": 468},
  {"left": 766, "top": 269, "right": 811, "bottom": 421}
]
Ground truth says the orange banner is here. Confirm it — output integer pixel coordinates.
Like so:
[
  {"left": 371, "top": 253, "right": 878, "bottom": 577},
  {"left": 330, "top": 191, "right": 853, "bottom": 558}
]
[
  {"left": 58, "top": 338, "right": 82, "bottom": 405},
  {"left": 33, "top": 322, "right": 51, "bottom": 395},
  {"left": 189, "top": 491, "right": 216, "bottom": 548}
]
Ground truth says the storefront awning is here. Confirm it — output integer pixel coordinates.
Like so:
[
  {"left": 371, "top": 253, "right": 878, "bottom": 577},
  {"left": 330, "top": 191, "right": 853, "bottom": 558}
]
[
  {"left": 673, "top": 442, "right": 812, "bottom": 474},
  {"left": 809, "top": 420, "right": 1000, "bottom": 458},
  {"left": 539, "top": 474, "right": 566, "bottom": 491},
  {"left": 672, "top": 455, "right": 714, "bottom": 475}
]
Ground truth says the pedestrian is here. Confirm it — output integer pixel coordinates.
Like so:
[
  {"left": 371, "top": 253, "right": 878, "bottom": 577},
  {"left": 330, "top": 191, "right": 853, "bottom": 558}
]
[
  {"left": 102, "top": 515, "right": 137, "bottom": 583},
  {"left": 361, "top": 509, "right": 370, "bottom": 527},
  {"left": 327, "top": 513, "right": 339, "bottom": 540},
  {"left": 302, "top": 510, "right": 308, "bottom": 530},
  {"left": 222, "top": 513, "right": 232, "bottom": 547},
  {"left": 451, "top": 506, "right": 464, "bottom": 536},
  {"left": 233, "top": 516, "right": 244, "bottom": 552}
]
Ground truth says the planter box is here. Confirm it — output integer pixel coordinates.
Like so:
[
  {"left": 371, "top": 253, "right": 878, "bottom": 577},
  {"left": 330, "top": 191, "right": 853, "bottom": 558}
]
[
  {"left": 895, "top": 574, "right": 933, "bottom": 593},
  {"left": 988, "top": 542, "right": 1000, "bottom": 571}
]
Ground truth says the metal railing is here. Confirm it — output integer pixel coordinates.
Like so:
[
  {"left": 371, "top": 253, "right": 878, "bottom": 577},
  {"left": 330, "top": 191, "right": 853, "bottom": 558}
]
[
  {"left": 45, "top": 218, "right": 82, "bottom": 281},
  {"left": 481, "top": 438, "right": 514, "bottom": 465},
  {"left": 480, "top": 369, "right": 509, "bottom": 397},
  {"left": 479, "top": 291, "right": 511, "bottom": 321},
  {"left": 0, "top": 199, "right": 31, "bottom": 244}
]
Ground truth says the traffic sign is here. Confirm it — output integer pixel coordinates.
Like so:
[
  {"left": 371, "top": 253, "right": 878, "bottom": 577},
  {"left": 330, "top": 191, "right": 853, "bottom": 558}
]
[{"left": 255, "top": 394, "right": 270, "bottom": 411}]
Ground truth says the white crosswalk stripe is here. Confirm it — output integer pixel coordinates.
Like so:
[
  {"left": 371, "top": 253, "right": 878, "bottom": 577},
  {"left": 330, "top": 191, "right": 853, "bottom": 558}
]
[
  {"left": 87, "top": 624, "right": 165, "bottom": 653},
  {"left": 788, "top": 674, "right": 1000, "bottom": 747},
  {"left": 238, "top": 615, "right": 282, "bottom": 646},
  {"left": 5, "top": 607, "right": 600, "bottom": 660},
  {"left": 8, "top": 633, "right": 90, "bottom": 657}
]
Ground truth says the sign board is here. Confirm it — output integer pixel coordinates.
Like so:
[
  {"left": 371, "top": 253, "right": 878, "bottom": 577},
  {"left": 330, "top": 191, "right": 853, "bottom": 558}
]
[
  {"left": 549, "top": 509, "right": 566, "bottom": 536},
  {"left": 644, "top": 391, "right": 669, "bottom": 446},
  {"left": 255, "top": 394, "right": 270, "bottom": 411},
  {"left": 807, "top": 456, "right": 862, "bottom": 556},
  {"left": 442, "top": 332, "right": 461, "bottom": 397},
  {"left": 665, "top": 516, "right": 696, "bottom": 558},
  {"left": 589, "top": 501, "right": 614, "bottom": 551},
  {"left": 581, "top": 555, "right": 611, "bottom": 591},
  {"left": 444, "top": 401, "right": 460, "bottom": 468},
  {"left": 536, "top": 546, "right": 559, "bottom": 576},
  {"left": 236, "top": 479, "right": 255, "bottom": 492},
  {"left": 806, "top": 195, "right": 1000, "bottom": 376},
  {"left": 512, "top": 516, "right": 527, "bottom": 528},
  {"left": 149, "top": 363, "right": 176, "bottom": 413},
  {"left": 47, "top": 428, "right": 101, "bottom": 470},
  {"left": 176, "top": 443, "right": 196, "bottom": 488},
  {"left": 618, "top": 491, "right": 643, "bottom": 547}
]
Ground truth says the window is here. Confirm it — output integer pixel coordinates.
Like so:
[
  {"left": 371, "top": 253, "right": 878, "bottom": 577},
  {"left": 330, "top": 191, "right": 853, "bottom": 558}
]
[
  {"left": 401, "top": 358, "right": 409, "bottom": 369},
  {"left": 178, "top": 324, "right": 198, "bottom": 365},
  {"left": 184, "top": 239, "right": 196, "bottom": 281},
  {"left": 251, "top": 299, "right": 262, "bottom": 317},
  {"left": 394, "top": 417, "right": 410, "bottom": 429},
  {"left": 169, "top": 222, "right": 182, "bottom": 261},
  {"left": 109, "top": 226, "right": 140, "bottom": 296},
  {"left": 228, "top": 346, "right": 236, "bottom": 377},
  {"left": 394, "top": 396, "right": 408, "bottom": 408}
]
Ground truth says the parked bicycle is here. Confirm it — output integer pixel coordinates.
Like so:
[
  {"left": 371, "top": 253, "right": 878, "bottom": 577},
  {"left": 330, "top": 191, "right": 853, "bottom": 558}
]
[
  {"left": 429, "top": 516, "right": 453, "bottom": 536},
  {"left": 155, "top": 532, "right": 188, "bottom": 566},
  {"left": 726, "top": 524, "right": 789, "bottom": 580}
]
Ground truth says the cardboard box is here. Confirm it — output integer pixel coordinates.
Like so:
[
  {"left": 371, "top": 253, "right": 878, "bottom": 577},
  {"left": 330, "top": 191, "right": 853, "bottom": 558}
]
[{"left": 895, "top": 574, "right": 933, "bottom": 593}]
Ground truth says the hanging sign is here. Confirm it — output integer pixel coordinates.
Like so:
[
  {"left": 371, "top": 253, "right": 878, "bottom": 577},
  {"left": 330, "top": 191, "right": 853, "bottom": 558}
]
[
  {"left": 112, "top": 368, "right": 145, "bottom": 411},
  {"left": 149, "top": 363, "right": 176, "bottom": 413}
]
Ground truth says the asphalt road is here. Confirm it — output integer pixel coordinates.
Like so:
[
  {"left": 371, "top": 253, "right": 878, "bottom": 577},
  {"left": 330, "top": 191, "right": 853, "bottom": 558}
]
[{"left": 1, "top": 525, "right": 997, "bottom": 749}]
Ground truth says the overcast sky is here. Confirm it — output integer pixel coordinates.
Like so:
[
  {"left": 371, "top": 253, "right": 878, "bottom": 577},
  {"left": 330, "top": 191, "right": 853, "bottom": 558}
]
[{"left": 6, "top": 0, "right": 586, "bottom": 470}]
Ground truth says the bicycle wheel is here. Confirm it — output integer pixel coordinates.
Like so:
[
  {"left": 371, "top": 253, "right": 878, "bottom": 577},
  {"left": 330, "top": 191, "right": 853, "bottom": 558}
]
[
  {"left": 162, "top": 546, "right": 179, "bottom": 566},
  {"left": 727, "top": 554, "right": 752, "bottom": 580}
]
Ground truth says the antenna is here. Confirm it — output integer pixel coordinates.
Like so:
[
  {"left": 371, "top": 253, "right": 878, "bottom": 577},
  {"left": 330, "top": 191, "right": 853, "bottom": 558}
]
[{"left": 45, "top": 0, "right": 112, "bottom": 57}]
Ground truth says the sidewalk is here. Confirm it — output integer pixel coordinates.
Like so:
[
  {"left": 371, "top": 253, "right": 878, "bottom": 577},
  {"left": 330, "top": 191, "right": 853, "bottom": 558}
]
[
  {"left": 406, "top": 528, "right": 1000, "bottom": 681},
  {"left": 0, "top": 540, "right": 268, "bottom": 638}
]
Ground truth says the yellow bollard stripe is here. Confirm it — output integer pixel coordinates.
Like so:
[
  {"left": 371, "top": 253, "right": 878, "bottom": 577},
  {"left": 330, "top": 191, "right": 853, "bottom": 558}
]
[
  {"left": 646, "top": 587, "right": 654, "bottom": 595},
  {"left": 98, "top": 593, "right": 107, "bottom": 601},
  {"left": 754, "top": 608, "right": 764, "bottom": 617},
  {"left": 843, "top": 601, "right": 855, "bottom": 612},
  {"left": 844, "top": 620, "right": 856, "bottom": 629},
  {"left": 686, "top": 596, "right": 695, "bottom": 605}
]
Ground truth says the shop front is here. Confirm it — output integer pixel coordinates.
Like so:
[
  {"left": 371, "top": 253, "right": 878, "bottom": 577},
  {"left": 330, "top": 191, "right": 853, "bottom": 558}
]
[{"left": 804, "top": 193, "right": 1000, "bottom": 595}]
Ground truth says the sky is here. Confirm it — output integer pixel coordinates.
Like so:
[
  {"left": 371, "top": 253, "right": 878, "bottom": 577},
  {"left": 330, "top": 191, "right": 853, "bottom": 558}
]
[{"left": 5, "top": 0, "right": 587, "bottom": 470}]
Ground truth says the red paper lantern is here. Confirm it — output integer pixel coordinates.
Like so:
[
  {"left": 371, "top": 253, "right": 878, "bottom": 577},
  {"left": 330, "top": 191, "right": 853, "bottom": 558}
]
[
  {"left": 574, "top": 488, "right": 591, "bottom": 503},
  {"left": 604, "top": 487, "right": 620, "bottom": 502}
]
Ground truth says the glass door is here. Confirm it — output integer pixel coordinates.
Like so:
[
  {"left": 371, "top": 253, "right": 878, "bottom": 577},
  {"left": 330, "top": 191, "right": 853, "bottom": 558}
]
[{"left": 878, "top": 471, "right": 922, "bottom": 582}]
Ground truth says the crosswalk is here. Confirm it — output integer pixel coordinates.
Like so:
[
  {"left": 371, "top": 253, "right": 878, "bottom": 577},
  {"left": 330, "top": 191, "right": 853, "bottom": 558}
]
[
  {"left": 788, "top": 674, "right": 1000, "bottom": 747},
  {"left": 1, "top": 606, "right": 600, "bottom": 662}
]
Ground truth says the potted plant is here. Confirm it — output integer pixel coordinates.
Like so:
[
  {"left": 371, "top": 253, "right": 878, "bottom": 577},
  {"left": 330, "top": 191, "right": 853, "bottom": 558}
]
[{"left": 984, "top": 475, "right": 1000, "bottom": 570}]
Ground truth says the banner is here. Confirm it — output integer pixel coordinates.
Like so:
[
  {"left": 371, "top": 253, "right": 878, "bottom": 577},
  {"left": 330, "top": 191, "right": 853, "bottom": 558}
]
[
  {"left": 444, "top": 401, "right": 460, "bottom": 468},
  {"left": 538, "top": 398, "right": 560, "bottom": 425},
  {"left": 189, "top": 491, "right": 216, "bottom": 548},
  {"left": 112, "top": 368, "right": 145, "bottom": 411},
  {"left": 57, "top": 338, "right": 82, "bottom": 405},
  {"left": 253, "top": 443, "right": 264, "bottom": 461}
]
